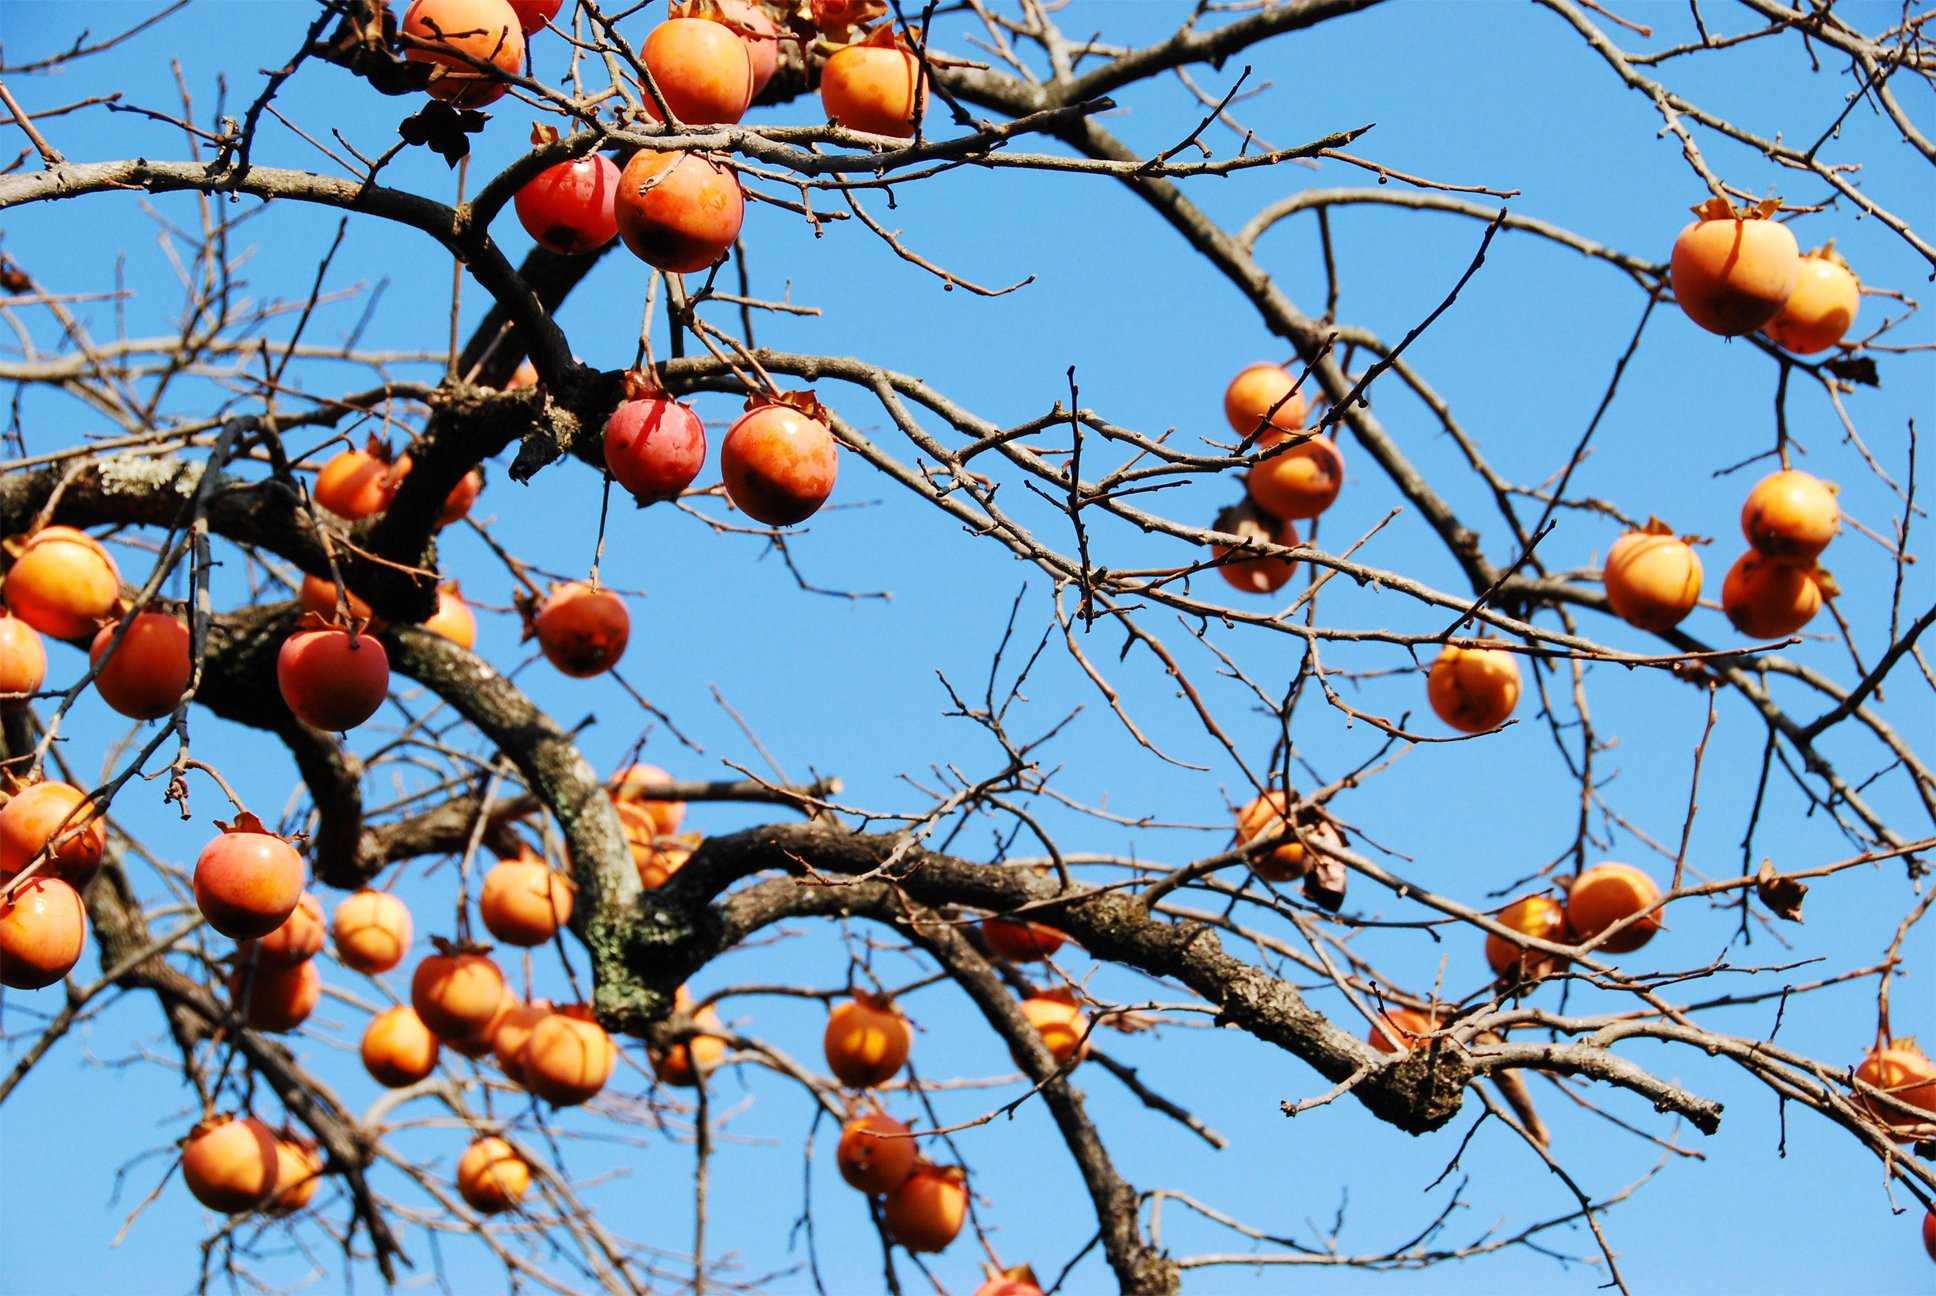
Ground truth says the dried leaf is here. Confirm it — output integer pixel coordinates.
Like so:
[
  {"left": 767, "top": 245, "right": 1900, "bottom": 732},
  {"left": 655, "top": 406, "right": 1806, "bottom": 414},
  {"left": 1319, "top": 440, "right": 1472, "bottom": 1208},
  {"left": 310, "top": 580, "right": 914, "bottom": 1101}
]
[
  {"left": 399, "top": 101, "right": 487, "bottom": 167},
  {"left": 1303, "top": 851, "right": 1346, "bottom": 912},
  {"left": 1822, "top": 355, "right": 1880, "bottom": 388},
  {"left": 1754, "top": 859, "right": 1807, "bottom": 922}
]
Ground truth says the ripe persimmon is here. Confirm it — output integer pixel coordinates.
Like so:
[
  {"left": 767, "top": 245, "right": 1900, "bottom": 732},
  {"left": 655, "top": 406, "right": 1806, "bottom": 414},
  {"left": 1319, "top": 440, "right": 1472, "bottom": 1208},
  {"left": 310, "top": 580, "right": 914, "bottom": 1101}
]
[
  {"left": 480, "top": 857, "right": 574, "bottom": 947},
  {"left": 1722, "top": 551, "right": 1821, "bottom": 638},
  {"left": 1427, "top": 643, "right": 1521, "bottom": 733},
  {"left": 0, "top": 780, "right": 105, "bottom": 883},
  {"left": 389, "top": 456, "right": 484, "bottom": 529},
  {"left": 181, "top": 1115, "right": 280, "bottom": 1213},
  {"left": 446, "top": 993, "right": 516, "bottom": 1059},
  {"left": 423, "top": 583, "right": 476, "bottom": 649},
  {"left": 1741, "top": 469, "right": 1838, "bottom": 562},
  {"left": 605, "top": 388, "right": 707, "bottom": 505},
  {"left": 651, "top": 988, "right": 727, "bottom": 1086},
  {"left": 1763, "top": 244, "right": 1860, "bottom": 354},
  {"left": 332, "top": 890, "right": 413, "bottom": 974},
  {"left": 643, "top": 11, "right": 755, "bottom": 125},
  {"left": 721, "top": 398, "right": 839, "bottom": 526},
  {"left": 1603, "top": 526, "right": 1703, "bottom": 632},
  {"left": 411, "top": 949, "right": 506, "bottom": 1040},
  {"left": 836, "top": 1112, "right": 916, "bottom": 1194},
  {"left": 716, "top": 0, "right": 779, "bottom": 95},
  {"left": 3, "top": 525, "right": 120, "bottom": 639},
  {"left": 492, "top": 999, "right": 552, "bottom": 1085},
  {"left": 229, "top": 956, "right": 321, "bottom": 1033},
  {"left": 975, "top": 1266, "right": 1046, "bottom": 1296},
  {"left": 614, "top": 150, "right": 744, "bottom": 273},
  {"left": 1246, "top": 430, "right": 1344, "bottom": 522},
  {"left": 1224, "top": 362, "right": 1308, "bottom": 438},
  {"left": 0, "top": 611, "right": 47, "bottom": 700},
  {"left": 299, "top": 574, "right": 377, "bottom": 627},
  {"left": 825, "top": 994, "right": 910, "bottom": 1088},
  {"left": 194, "top": 818, "right": 305, "bottom": 940},
  {"left": 0, "top": 875, "right": 87, "bottom": 989},
  {"left": 312, "top": 445, "right": 396, "bottom": 520},
  {"left": 1854, "top": 1041, "right": 1936, "bottom": 1136},
  {"left": 533, "top": 582, "right": 629, "bottom": 677},
  {"left": 1020, "top": 988, "right": 1087, "bottom": 1067},
  {"left": 981, "top": 917, "right": 1065, "bottom": 962},
  {"left": 1484, "top": 893, "right": 1569, "bottom": 980},
  {"left": 362, "top": 1004, "right": 442, "bottom": 1087},
  {"left": 521, "top": 1005, "right": 616, "bottom": 1106},
  {"left": 1367, "top": 1007, "right": 1438, "bottom": 1055},
  {"left": 1669, "top": 197, "right": 1799, "bottom": 336},
  {"left": 88, "top": 611, "right": 191, "bottom": 719},
  {"left": 457, "top": 1136, "right": 530, "bottom": 1214},
  {"left": 1234, "top": 790, "right": 1342, "bottom": 883},
  {"left": 278, "top": 627, "right": 390, "bottom": 730},
  {"left": 611, "top": 763, "right": 686, "bottom": 835},
  {"left": 821, "top": 27, "right": 926, "bottom": 137},
  {"left": 265, "top": 1137, "right": 323, "bottom": 1216},
  {"left": 1211, "top": 501, "right": 1300, "bottom": 596},
  {"left": 507, "top": 0, "right": 562, "bottom": 32},
  {"left": 632, "top": 828, "right": 699, "bottom": 889},
  {"left": 883, "top": 1163, "right": 967, "bottom": 1252},
  {"left": 400, "top": 0, "right": 525, "bottom": 108},
  {"left": 515, "top": 153, "right": 622, "bottom": 255},
  {"left": 1923, "top": 1208, "right": 1936, "bottom": 1262},
  {"left": 1565, "top": 862, "right": 1663, "bottom": 953},
  {"left": 241, "top": 891, "right": 325, "bottom": 966}
]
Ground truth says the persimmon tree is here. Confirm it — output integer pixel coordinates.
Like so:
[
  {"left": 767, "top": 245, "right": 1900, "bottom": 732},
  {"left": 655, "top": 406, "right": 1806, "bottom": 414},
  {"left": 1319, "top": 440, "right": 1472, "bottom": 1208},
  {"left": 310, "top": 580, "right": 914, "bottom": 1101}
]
[{"left": 1, "top": 1, "right": 1933, "bottom": 1293}]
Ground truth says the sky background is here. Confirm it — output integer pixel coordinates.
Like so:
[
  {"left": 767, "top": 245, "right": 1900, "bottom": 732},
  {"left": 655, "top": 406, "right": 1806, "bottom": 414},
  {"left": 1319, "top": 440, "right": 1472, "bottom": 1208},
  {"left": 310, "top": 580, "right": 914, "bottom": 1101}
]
[{"left": 2, "top": 1, "right": 1933, "bottom": 1293}]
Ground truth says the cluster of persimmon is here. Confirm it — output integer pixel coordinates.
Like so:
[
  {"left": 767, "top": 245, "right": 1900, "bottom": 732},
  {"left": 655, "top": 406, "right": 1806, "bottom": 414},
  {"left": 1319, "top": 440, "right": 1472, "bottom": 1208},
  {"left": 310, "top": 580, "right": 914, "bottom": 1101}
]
[{"left": 1209, "top": 362, "right": 1343, "bottom": 599}]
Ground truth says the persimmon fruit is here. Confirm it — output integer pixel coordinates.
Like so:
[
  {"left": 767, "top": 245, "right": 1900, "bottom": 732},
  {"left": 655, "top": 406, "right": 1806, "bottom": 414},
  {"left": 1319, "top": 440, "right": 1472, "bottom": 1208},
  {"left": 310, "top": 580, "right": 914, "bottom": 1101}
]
[
  {"left": 521, "top": 1005, "right": 616, "bottom": 1106},
  {"left": 193, "top": 818, "right": 306, "bottom": 940},
  {"left": 614, "top": 150, "right": 744, "bottom": 273},
  {"left": 0, "top": 780, "right": 105, "bottom": 883},
  {"left": 1212, "top": 501, "right": 1300, "bottom": 596},
  {"left": 181, "top": 1115, "right": 280, "bottom": 1213},
  {"left": 401, "top": 0, "right": 525, "bottom": 108},
  {"left": 643, "top": 13, "right": 755, "bottom": 125},
  {"left": 332, "top": 890, "right": 413, "bottom": 974},
  {"left": 1485, "top": 893, "right": 1569, "bottom": 980},
  {"left": 974, "top": 1266, "right": 1046, "bottom": 1296},
  {"left": 1854, "top": 1041, "right": 1936, "bottom": 1135},
  {"left": 1234, "top": 790, "right": 1342, "bottom": 883},
  {"left": 824, "top": 994, "right": 910, "bottom": 1088},
  {"left": 3, "top": 526, "right": 120, "bottom": 639},
  {"left": 821, "top": 28, "right": 926, "bottom": 137},
  {"left": 1669, "top": 198, "right": 1799, "bottom": 336},
  {"left": 241, "top": 891, "right": 325, "bottom": 966},
  {"left": 1427, "top": 643, "right": 1521, "bottom": 733},
  {"left": 1565, "top": 862, "right": 1663, "bottom": 953},
  {"left": 411, "top": 949, "right": 506, "bottom": 1040},
  {"left": 479, "top": 857, "right": 574, "bottom": 947},
  {"left": 312, "top": 446, "right": 395, "bottom": 520},
  {"left": 1603, "top": 528, "right": 1703, "bottom": 632},
  {"left": 0, "top": 875, "right": 87, "bottom": 989},
  {"left": 299, "top": 574, "right": 376, "bottom": 628},
  {"left": 1367, "top": 1007, "right": 1438, "bottom": 1055},
  {"left": 1020, "top": 988, "right": 1087, "bottom": 1066},
  {"left": 1763, "top": 244, "right": 1860, "bottom": 354},
  {"left": 716, "top": 0, "right": 779, "bottom": 94},
  {"left": 721, "top": 399, "right": 839, "bottom": 526},
  {"left": 981, "top": 916, "right": 1065, "bottom": 962},
  {"left": 278, "top": 627, "right": 390, "bottom": 730},
  {"left": 265, "top": 1138, "right": 323, "bottom": 1216},
  {"left": 423, "top": 583, "right": 476, "bottom": 649},
  {"left": 457, "top": 1136, "right": 530, "bottom": 1214},
  {"left": 515, "top": 153, "right": 622, "bottom": 255},
  {"left": 836, "top": 1112, "right": 917, "bottom": 1194},
  {"left": 1722, "top": 551, "right": 1820, "bottom": 638},
  {"left": 492, "top": 999, "right": 552, "bottom": 1085},
  {"left": 533, "top": 582, "right": 629, "bottom": 677},
  {"left": 0, "top": 612, "right": 47, "bottom": 700},
  {"left": 1224, "top": 363, "right": 1308, "bottom": 437},
  {"left": 229, "top": 956, "right": 321, "bottom": 1033},
  {"left": 883, "top": 1163, "right": 967, "bottom": 1252},
  {"left": 363, "top": 1004, "right": 442, "bottom": 1087},
  {"left": 605, "top": 390, "right": 707, "bottom": 505},
  {"left": 1740, "top": 469, "right": 1838, "bottom": 562},
  {"left": 652, "top": 988, "right": 726, "bottom": 1086},
  {"left": 612, "top": 763, "right": 687, "bottom": 836},
  {"left": 1246, "top": 430, "right": 1344, "bottom": 522}
]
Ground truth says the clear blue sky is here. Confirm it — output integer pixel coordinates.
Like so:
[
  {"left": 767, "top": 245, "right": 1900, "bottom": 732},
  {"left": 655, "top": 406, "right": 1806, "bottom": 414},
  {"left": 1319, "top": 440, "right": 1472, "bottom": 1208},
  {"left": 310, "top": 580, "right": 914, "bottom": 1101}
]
[{"left": 2, "top": 2, "right": 1932, "bottom": 1293}]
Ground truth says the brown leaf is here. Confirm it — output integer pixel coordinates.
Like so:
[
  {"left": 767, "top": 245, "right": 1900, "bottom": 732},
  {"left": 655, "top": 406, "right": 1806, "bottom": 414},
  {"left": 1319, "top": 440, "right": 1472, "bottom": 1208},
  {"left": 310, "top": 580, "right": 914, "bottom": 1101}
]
[
  {"left": 1754, "top": 859, "right": 1807, "bottom": 922},
  {"left": 1822, "top": 355, "right": 1880, "bottom": 388},
  {"left": 1303, "top": 851, "right": 1346, "bottom": 912}
]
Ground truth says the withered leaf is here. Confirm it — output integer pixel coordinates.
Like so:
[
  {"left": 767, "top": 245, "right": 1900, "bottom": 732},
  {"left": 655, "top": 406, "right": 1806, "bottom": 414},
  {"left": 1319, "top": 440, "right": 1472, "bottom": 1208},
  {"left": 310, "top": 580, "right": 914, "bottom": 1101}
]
[
  {"left": 1303, "top": 852, "right": 1347, "bottom": 912},
  {"left": 1755, "top": 859, "right": 1807, "bottom": 922},
  {"left": 399, "top": 102, "right": 488, "bottom": 168},
  {"left": 1822, "top": 355, "right": 1880, "bottom": 388}
]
